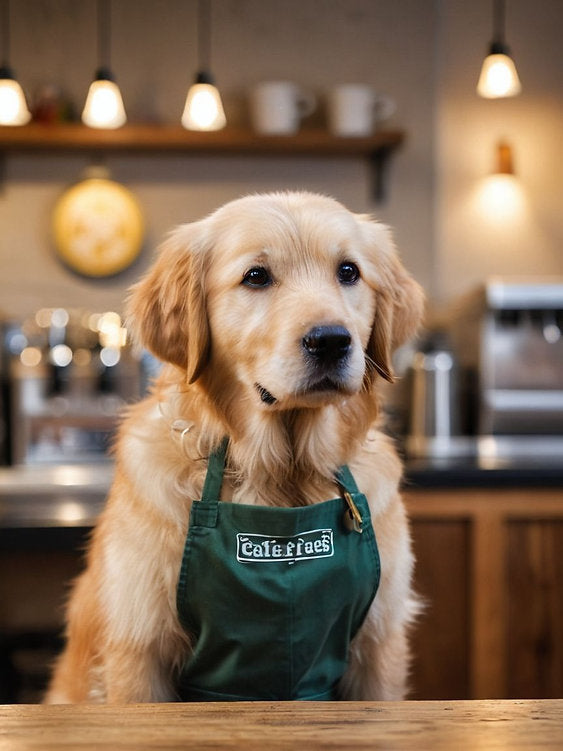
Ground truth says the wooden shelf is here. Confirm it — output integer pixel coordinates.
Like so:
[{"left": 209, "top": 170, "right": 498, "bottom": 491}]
[
  {"left": 0, "top": 123, "right": 405, "bottom": 200},
  {"left": 0, "top": 122, "right": 404, "bottom": 154}
]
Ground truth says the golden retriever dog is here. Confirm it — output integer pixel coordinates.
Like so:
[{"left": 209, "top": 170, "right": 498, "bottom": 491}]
[{"left": 45, "top": 191, "right": 424, "bottom": 704}]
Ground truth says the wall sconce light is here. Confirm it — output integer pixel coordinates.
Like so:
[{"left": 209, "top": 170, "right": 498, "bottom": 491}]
[
  {"left": 473, "top": 140, "right": 523, "bottom": 223},
  {"left": 82, "top": 0, "right": 126, "bottom": 129},
  {"left": 495, "top": 141, "right": 514, "bottom": 175},
  {"left": 0, "top": 0, "right": 31, "bottom": 125},
  {"left": 477, "top": 0, "right": 521, "bottom": 98},
  {"left": 181, "top": 0, "right": 226, "bottom": 131}
]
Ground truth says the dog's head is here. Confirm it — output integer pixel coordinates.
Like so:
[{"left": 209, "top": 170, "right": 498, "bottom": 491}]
[{"left": 127, "top": 192, "right": 424, "bottom": 411}]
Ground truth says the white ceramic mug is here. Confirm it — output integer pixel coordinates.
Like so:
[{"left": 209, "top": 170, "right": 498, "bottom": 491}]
[
  {"left": 328, "top": 84, "right": 396, "bottom": 137},
  {"left": 250, "top": 81, "right": 317, "bottom": 135}
]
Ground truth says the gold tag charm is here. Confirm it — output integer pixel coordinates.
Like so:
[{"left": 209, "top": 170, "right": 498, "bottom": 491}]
[{"left": 343, "top": 490, "right": 363, "bottom": 534}]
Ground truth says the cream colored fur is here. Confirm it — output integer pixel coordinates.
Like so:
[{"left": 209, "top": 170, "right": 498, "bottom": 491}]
[{"left": 45, "top": 191, "right": 424, "bottom": 703}]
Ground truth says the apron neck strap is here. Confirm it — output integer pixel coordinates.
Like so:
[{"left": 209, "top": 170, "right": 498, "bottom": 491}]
[
  {"left": 201, "top": 437, "right": 229, "bottom": 503},
  {"left": 335, "top": 464, "right": 360, "bottom": 495},
  {"left": 201, "top": 437, "right": 360, "bottom": 502}
]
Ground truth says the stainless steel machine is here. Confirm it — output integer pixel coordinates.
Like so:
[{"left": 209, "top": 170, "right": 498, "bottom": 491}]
[{"left": 445, "top": 278, "right": 563, "bottom": 462}]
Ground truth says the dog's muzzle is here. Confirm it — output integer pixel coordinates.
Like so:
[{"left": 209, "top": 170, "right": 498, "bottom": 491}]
[{"left": 255, "top": 325, "right": 354, "bottom": 406}]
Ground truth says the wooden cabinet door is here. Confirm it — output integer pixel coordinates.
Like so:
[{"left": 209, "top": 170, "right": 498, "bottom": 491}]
[
  {"left": 406, "top": 489, "right": 563, "bottom": 700},
  {"left": 408, "top": 518, "right": 471, "bottom": 699},
  {"left": 507, "top": 520, "right": 563, "bottom": 698}
]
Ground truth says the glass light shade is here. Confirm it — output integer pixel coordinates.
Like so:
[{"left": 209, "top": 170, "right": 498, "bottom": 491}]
[
  {"left": 477, "top": 53, "right": 522, "bottom": 98},
  {"left": 82, "top": 78, "right": 127, "bottom": 129},
  {"left": 181, "top": 82, "right": 226, "bottom": 131},
  {"left": 0, "top": 77, "right": 31, "bottom": 125}
]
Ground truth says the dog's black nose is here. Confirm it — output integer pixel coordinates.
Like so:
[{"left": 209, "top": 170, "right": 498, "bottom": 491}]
[{"left": 302, "top": 325, "right": 352, "bottom": 363}]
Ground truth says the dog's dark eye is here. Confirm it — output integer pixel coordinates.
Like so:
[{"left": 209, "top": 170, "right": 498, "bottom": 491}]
[
  {"left": 337, "top": 262, "right": 360, "bottom": 285},
  {"left": 242, "top": 267, "right": 272, "bottom": 288}
]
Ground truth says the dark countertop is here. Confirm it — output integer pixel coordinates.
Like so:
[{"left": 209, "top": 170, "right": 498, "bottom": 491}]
[
  {"left": 402, "top": 435, "right": 563, "bottom": 489},
  {"left": 404, "top": 457, "right": 563, "bottom": 489}
]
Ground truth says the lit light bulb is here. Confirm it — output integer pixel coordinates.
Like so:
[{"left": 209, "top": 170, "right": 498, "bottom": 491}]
[
  {"left": 477, "top": 53, "right": 521, "bottom": 98},
  {"left": 474, "top": 174, "right": 526, "bottom": 224},
  {"left": 82, "top": 75, "right": 126, "bottom": 129},
  {"left": 181, "top": 76, "right": 226, "bottom": 131},
  {"left": 0, "top": 72, "right": 31, "bottom": 125}
]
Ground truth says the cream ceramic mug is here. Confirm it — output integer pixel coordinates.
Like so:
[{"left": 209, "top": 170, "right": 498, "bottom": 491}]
[
  {"left": 250, "top": 81, "right": 317, "bottom": 135},
  {"left": 328, "top": 84, "right": 396, "bottom": 137}
]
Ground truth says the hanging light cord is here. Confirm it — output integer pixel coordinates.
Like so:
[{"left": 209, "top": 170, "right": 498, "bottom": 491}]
[
  {"left": 97, "top": 0, "right": 111, "bottom": 72},
  {"left": 1, "top": 0, "right": 11, "bottom": 68},
  {"left": 492, "top": 0, "right": 505, "bottom": 45},
  {"left": 197, "top": 0, "right": 211, "bottom": 72}
]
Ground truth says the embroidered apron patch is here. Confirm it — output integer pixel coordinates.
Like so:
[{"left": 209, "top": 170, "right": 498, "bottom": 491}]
[{"left": 236, "top": 528, "right": 334, "bottom": 563}]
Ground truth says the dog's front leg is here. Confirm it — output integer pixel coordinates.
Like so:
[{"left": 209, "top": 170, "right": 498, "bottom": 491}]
[
  {"left": 97, "top": 542, "right": 189, "bottom": 703},
  {"left": 45, "top": 565, "right": 186, "bottom": 704},
  {"left": 339, "top": 616, "right": 413, "bottom": 700},
  {"left": 47, "top": 498, "right": 190, "bottom": 704},
  {"left": 103, "top": 641, "right": 177, "bottom": 703}
]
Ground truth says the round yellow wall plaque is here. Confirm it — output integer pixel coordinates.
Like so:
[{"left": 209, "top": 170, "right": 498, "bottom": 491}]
[{"left": 52, "top": 177, "right": 145, "bottom": 277}]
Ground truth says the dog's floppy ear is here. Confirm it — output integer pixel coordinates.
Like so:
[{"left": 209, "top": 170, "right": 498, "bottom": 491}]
[
  {"left": 126, "top": 224, "right": 210, "bottom": 383},
  {"left": 358, "top": 218, "right": 425, "bottom": 384}
]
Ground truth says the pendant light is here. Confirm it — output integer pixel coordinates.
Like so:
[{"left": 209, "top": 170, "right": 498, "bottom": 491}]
[
  {"left": 82, "top": 0, "right": 126, "bottom": 129},
  {"left": 181, "top": 0, "right": 226, "bottom": 131},
  {"left": 0, "top": 0, "right": 31, "bottom": 125},
  {"left": 477, "top": 0, "right": 521, "bottom": 98}
]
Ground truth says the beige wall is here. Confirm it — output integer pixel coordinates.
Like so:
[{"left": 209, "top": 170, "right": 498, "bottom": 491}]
[
  {"left": 435, "top": 0, "right": 563, "bottom": 303},
  {"left": 0, "top": 0, "right": 561, "bottom": 321}
]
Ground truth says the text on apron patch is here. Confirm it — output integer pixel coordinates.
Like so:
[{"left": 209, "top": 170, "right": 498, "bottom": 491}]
[{"left": 236, "top": 528, "right": 334, "bottom": 563}]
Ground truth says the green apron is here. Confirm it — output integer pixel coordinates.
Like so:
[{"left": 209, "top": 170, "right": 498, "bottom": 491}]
[{"left": 176, "top": 440, "right": 380, "bottom": 701}]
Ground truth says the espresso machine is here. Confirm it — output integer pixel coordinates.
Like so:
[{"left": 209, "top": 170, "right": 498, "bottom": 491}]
[
  {"left": 447, "top": 278, "right": 563, "bottom": 463},
  {"left": 5, "top": 309, "right": 143, "bottom": 464}
]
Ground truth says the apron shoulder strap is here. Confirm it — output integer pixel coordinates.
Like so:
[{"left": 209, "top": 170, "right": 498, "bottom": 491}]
[
  {"left": 201, "top": 440, "right": 360, "bottom": 502},
  {"left": 335, "top": 464, "right": 360, "bottom": 495},
  {"left": 201, "top": 437, "right": 229, "bottom": 503}
]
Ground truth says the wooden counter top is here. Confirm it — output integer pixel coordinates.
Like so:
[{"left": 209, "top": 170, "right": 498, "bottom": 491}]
[{"left": 0, "top": 700, "right": 561, "bottom": 750}]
